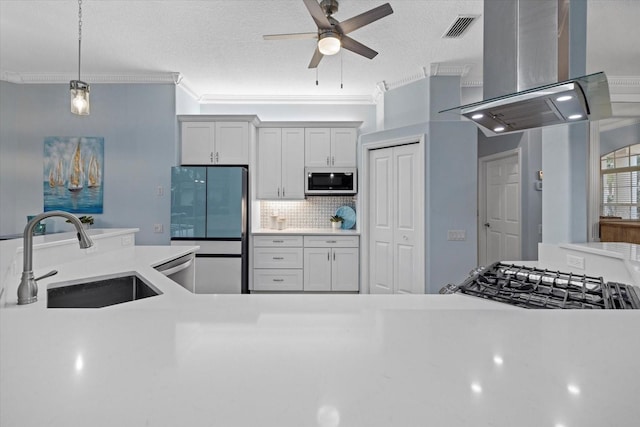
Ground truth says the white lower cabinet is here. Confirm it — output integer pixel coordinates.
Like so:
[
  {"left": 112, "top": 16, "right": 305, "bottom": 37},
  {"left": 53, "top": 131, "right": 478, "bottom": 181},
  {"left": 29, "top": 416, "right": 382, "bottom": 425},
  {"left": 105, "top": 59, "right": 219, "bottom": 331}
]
[
  {"left": 252, "top": 236, "right": 303, "bottom": 291},
  {"left": 304, "top": 245, "right": 359, "bottom": 292},
  {"left": 252, "top": 234, "right": 359, "bottom": 292}
]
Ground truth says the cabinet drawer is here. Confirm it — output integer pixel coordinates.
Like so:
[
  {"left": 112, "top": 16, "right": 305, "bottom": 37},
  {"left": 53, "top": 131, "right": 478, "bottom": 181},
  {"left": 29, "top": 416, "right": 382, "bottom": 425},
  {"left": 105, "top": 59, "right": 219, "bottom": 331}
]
[
  {"left": 303, "top": 235, "right": 359, "bottom": 248},
  {"left": 253, "top": 247, "right": 303, "bottom": 269},
  {"left": 253, "top": 235, "right": 303, "bottom": 247},
  {"left": 253, "top": 269, "right": 303, "bottom": 291}
]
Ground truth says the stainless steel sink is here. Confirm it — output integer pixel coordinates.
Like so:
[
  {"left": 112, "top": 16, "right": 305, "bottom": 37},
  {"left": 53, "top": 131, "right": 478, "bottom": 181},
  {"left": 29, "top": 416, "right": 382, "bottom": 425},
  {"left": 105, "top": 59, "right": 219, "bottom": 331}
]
[{"left": 47, "top": 272, "right": 162, "bottom": 308}]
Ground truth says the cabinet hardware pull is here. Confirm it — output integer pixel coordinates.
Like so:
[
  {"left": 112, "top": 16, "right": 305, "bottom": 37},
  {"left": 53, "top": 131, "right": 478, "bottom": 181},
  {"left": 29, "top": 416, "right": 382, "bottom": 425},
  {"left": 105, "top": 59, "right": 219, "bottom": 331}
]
[
  {"left": 333, "top": 252, "right": 335, "bottom": 261},
  {"left": 282, "top": 187, "right": 285, "bottom": 197},
  {"left": 326, "top": 156, "right": 329, "bottom": 165},
  {"left": 272, "top": 240, "right": 284, "bottom": 243},
  {"left": 327, "top": 252, "right": 330, "bottom": 261},
  {"left": 273, "top": 257, "right": 284, "bottom": 260},
  {"left": 215, "top": 152, "right": 219, "bottom": 163},
  {"left": 273, "top": 279, "right": 284, "bottom": 282},
  {"left": 326, "top": 240, "right": 337, "bottom": 243},
  {"left": 210, "top": 152, "right": 214, "bottom": 162},
  {"left": 332, "top": 156, "right": 335, "bottom": 165},
  {"left": 278, "top": 188, "right": 280, "bottom": 197}
]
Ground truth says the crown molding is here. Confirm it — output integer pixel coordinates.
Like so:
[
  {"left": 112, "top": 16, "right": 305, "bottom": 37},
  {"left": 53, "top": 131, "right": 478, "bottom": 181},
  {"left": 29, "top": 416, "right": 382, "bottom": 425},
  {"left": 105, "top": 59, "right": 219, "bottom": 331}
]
[
  {"left": 0, "top": 70, "right": 181, "bottom": 85},
  {"left": 198, "top": 94, "right": 374, "bottom": 105}
]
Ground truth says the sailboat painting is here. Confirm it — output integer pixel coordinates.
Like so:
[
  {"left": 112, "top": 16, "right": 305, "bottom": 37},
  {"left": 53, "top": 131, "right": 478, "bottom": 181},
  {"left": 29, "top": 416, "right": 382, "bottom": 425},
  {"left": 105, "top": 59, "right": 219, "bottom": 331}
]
[{"left": 43, "top": 136, "right": 104, "bottom": 213}]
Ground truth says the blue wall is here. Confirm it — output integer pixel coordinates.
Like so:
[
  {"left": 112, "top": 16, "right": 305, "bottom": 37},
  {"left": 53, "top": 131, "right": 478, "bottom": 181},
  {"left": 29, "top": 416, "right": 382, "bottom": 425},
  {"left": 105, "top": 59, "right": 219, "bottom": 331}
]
[
  {"left": 600, "top": 122, "right": 640, "bottom": 155},
  {"left": 0, "top": 81, "right": 177, "bottom": 244}
]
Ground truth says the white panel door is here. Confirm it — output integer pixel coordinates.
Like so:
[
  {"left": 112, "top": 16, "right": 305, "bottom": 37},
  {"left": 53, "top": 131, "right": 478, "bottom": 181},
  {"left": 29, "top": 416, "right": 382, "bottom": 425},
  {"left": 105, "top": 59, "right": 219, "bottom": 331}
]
[
  {"left": 304, "top": 128, "right": 332, "bottom": 167},
  {"left": 181, "top": 122, "right": 214, "bottom": 164},
  {"left": 281, "top": 128, "right": 305, "bottom": 199},
  {"left": 215, "top": 122, "right": 249, "bottom": 164},
  {"left": 330, "top": 128, "right": 357, "bottom": 167},
  {"left": 303, "top": 248, "right": 331, "bottom": 291},
  {"left": 483, "top": 153, "right": 521, "bottom": 264},
  {"left": 369, "top": 148, "right": 394, "bottom": 294},
  {"left": 369, "top": 143, "right": 423, "bottom": 294},
  {"left": 393, "top": 144, "right": 423, "bottom": 294},
  {"left": 331, "top": 248, "right": 359, "bottom": 291},
  {"left": 257, "top": 128, "right": 282, "bottom": 199}
]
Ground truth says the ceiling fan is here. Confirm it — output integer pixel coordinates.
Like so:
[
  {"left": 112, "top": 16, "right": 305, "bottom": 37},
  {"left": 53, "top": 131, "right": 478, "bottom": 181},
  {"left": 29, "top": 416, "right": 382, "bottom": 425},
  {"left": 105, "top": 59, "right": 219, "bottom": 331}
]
[{"left": 263, "top": 0, "right": 394, "bottom": 69}]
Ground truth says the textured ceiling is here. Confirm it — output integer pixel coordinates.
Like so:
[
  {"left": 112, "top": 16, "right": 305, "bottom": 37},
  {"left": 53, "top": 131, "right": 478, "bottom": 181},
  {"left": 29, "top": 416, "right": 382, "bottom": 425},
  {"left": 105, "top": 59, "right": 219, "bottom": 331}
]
[{"left": 0, "top": 0, "right": 638, "bottom": 101}]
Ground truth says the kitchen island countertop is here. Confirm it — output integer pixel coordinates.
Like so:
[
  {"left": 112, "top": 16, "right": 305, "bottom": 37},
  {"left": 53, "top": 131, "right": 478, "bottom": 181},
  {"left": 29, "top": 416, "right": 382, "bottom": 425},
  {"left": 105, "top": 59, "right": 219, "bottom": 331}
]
[{"left": 1, "top": 238, "right": 639, "bottom": 426}]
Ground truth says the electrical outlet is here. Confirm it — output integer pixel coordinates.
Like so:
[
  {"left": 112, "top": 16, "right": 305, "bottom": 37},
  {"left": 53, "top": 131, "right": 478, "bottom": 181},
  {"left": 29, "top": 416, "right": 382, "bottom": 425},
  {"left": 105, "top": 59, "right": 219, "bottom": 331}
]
[
  {"left": 153, "top": 224, "right": 163, "bottom": 233},
  {"left": 156, "top": 186, "right": 164, "bottom": 196},
  {"left": 121, "top": 235, "right": 133, "bottom": 246},
  {"left": 447, "top": 230, "right": 466, "bottom": 241},
  {"left": 566, "top": 254, "right": 585, "bottom": 270}
]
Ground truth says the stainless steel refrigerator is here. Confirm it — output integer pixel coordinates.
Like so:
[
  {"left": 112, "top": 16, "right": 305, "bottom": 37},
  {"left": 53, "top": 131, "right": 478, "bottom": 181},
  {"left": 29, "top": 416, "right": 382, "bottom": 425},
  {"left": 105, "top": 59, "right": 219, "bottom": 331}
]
[{"left": 170, "top": 166, "right": 248, "bottom": 294}]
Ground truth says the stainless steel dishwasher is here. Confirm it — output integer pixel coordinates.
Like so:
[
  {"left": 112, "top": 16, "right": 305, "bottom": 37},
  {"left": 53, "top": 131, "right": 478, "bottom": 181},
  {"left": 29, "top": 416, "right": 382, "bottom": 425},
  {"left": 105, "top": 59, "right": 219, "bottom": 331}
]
[{"left": 154, "top": 252, "right": 196, "bottom": 292}]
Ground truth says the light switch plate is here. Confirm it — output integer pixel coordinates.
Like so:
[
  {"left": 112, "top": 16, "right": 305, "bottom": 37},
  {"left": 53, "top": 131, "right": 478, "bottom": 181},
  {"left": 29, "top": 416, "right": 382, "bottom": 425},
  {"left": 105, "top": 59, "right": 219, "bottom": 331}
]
[
  {"left": 447, "top": 230, "right": 466, "bottom": 241},
  {"left": 153, "top": 224, "right": 163, "bottom": 233}
]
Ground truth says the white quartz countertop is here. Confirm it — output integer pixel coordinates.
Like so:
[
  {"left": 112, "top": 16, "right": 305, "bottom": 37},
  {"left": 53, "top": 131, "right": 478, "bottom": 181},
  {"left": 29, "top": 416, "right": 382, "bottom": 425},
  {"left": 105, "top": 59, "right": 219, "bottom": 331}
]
[
  {"left": 252, "top": 228, "right": 360, "bottom": 235},
  {"left": 2, "top": 294, "right": 639, "bottom": 427},
  {"left": 1, "top": 237, "right": 639, "bottom": 426}
]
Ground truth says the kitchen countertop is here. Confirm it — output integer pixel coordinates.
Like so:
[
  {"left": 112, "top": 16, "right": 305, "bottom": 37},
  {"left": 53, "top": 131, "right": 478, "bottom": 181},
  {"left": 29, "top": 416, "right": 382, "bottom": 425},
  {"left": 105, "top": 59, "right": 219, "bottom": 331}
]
[
  {"left": 252, "top": 228, "right": 360, "bottom": 235},
  {"left": 1, "top": 238, "right": 639, "bottom": 426}
]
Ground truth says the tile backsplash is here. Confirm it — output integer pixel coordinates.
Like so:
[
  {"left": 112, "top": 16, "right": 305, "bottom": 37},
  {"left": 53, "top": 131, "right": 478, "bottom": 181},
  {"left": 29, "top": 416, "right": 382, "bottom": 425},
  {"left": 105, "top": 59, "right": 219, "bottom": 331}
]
[{"left": 260, "top": 196, "right": 357, "bottom": 229}]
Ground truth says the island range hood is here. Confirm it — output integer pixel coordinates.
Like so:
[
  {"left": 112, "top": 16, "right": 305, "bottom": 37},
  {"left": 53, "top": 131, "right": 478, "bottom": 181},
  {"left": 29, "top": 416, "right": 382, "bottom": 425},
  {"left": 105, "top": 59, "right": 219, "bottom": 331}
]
[{"left": 440, "top": 71, "right": 612, "bottom": 136}]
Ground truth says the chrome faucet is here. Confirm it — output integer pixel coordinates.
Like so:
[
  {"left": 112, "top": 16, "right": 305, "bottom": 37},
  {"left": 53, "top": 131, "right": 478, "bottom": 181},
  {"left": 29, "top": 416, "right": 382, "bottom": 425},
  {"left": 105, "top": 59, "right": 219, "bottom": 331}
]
[{"left": 17, "top": 211, "right": 94, "bottom": 305}]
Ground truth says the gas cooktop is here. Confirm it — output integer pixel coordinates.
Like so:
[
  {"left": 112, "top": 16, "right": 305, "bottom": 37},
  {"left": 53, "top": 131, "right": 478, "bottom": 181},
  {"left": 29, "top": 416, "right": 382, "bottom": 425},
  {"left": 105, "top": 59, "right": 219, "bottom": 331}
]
[{"left": 440, "top": 262, "right": 640, "bottom": 309}]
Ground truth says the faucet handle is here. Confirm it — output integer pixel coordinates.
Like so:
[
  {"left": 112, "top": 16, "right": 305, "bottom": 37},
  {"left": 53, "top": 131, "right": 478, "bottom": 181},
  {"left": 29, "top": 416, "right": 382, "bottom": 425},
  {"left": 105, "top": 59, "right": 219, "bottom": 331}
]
[{"left": 35, "top": 270, "right": 58, "bottom": 281}]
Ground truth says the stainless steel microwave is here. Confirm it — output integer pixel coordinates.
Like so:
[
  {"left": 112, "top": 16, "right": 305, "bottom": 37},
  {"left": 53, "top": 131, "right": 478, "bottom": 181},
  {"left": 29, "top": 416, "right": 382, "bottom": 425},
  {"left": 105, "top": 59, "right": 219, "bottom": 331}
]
[{"left": 305, "top": 168, "right": 357, "bottom": 195}]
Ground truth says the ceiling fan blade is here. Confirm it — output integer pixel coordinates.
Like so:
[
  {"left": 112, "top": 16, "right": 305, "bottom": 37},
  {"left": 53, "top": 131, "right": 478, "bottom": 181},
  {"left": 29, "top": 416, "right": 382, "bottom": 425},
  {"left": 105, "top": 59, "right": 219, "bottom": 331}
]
[
  {"left": 308, "top": 47, "right": 324, "bottom": 69},
  {"left": 263, "top": 32, "right": 318, "bottom": 41},
  {"left": 336, "top": 3, "right": 393, "bottom": 34},
  {"left": 303, "top": 0, "right": 332, "bottom": 29},
  {"left": 340, "top": 35, "right": 378, "bottom": 59}
]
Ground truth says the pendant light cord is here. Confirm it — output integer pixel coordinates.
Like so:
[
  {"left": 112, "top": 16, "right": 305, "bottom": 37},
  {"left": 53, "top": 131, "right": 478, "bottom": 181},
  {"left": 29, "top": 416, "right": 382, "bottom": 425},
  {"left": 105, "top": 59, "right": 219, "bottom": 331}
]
[{"left": 77, "top": 0, "right": 83, "bottom": 81}]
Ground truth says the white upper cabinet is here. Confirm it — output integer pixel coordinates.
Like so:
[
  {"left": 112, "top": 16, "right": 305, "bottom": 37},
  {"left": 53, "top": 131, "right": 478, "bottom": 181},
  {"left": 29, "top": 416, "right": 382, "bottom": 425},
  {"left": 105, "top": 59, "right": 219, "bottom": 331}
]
[
  {"left": 181, "top": 121, "right": 249, "bottom": 165},
  {"left": 304, "top": 128, "right": 356, "bottom": 168},
  {"left": 330, "top": 128, "right": 357, "bottom": 167},
  {"left": 257, "top": 127, "right": 305, "bottom": 200}
]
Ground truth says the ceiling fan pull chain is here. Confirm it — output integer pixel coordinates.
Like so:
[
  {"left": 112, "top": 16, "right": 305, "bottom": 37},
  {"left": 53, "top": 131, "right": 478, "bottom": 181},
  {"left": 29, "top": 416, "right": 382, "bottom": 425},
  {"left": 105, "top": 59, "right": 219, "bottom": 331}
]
[{"left": 340, "top": 50, "right": 343, "bottom": 89}]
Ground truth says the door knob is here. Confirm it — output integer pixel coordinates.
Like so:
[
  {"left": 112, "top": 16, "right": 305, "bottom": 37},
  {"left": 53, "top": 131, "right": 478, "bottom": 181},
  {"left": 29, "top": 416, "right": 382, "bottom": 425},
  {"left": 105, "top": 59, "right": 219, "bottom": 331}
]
[{"left": 484, "top": 223, "right": 490, "bottom": 227}]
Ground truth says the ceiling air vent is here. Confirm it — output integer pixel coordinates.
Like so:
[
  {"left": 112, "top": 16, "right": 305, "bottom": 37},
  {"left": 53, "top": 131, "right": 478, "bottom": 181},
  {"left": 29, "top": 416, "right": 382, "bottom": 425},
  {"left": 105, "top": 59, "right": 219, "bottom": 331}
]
[{"left": 442, "top": 15, "right": 479, "bottom": 38}]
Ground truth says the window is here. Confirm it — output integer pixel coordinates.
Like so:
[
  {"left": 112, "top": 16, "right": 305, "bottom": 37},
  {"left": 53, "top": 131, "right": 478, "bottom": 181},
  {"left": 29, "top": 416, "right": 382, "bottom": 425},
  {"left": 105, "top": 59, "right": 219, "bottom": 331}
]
[{"left": 601, "top": 143, "right": 640, "bottom": 219}]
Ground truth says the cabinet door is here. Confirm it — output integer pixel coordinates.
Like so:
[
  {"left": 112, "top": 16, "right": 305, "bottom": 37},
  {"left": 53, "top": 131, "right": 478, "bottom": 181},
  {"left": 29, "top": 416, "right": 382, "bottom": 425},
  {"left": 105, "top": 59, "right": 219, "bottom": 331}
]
[
  {"left": 195, "top": 257, "right": 241, "bottom": 294},
  {"left": 281, "top": 128, "right": 305, "bottom": 199},
  {"left": 257, "top": 128, "right": 282, "bottom": 199},
  {"left": 304, "top": 128, "right": 332, "bottom": 167},
  {"left": 330, "top": 128, "right": 357, "bottom": 167},
  {"left": 331, "top": 248, "right": 359, "bottom": 291},
  {"left": 303, "top": 248, "right": 331, "bottom": 291},
  {"left": 181, "top": 122, "right": 215, "bottom": 164},
  {"left": 215, "top": 122, "right": 249, "bottom": 164}
]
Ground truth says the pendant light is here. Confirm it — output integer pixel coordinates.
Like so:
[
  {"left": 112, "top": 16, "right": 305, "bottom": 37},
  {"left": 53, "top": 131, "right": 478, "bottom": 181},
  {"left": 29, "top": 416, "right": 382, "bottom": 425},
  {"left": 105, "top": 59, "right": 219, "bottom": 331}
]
[{"left": 70, "top": 0, "right": 89, "bottom": 115}]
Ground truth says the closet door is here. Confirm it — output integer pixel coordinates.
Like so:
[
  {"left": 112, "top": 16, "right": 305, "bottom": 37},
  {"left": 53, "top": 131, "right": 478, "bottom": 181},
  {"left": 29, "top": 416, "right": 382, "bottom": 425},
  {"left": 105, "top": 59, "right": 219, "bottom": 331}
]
[
  {"left": 393, "top": 144, "right": 423, "bottom": 294},
  {"left": 369, "top": 143, "right": 423, "bottom": 294},
  {"left": 369, "top": 148, "right": 394, "bottom": 294}
]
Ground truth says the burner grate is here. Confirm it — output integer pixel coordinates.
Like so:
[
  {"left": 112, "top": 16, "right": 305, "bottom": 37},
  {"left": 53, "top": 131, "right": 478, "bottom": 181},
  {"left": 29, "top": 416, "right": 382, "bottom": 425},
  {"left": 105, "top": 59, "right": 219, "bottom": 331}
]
[{"left": 453, "top": 262, "right": 640, "bottom": 309}]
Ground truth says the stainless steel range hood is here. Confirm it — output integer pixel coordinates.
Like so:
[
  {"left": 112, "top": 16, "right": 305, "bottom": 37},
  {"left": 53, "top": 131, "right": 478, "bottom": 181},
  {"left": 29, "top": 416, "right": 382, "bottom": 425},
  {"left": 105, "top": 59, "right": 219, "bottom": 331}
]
[{"left": 440, "top": 71, "right": 612, "bottom": 136}]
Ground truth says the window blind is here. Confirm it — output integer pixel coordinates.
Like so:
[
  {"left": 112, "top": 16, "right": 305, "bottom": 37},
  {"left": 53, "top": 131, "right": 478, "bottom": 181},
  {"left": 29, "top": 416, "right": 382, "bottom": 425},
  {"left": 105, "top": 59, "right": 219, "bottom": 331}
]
[{"left": 601, "top": 144, "right": 640, "bottom": 219}]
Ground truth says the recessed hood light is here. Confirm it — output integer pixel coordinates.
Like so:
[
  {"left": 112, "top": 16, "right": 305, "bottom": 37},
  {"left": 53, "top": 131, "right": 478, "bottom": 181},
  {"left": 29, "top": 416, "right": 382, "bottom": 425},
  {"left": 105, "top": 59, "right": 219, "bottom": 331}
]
[{"left": 439, "top": 72, "right": 612, "bottom": 136}]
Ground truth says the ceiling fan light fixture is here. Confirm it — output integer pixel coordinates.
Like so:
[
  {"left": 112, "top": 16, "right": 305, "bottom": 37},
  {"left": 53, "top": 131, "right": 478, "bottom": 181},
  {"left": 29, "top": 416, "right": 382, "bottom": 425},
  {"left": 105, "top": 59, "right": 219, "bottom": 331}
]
[{"left": 318, "top": 31, "right": 341, "bottom": 55}]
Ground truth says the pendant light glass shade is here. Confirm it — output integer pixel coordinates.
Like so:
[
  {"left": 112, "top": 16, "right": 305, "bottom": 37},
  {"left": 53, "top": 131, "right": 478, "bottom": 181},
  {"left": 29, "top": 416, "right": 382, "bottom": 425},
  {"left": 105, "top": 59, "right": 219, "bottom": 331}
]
[{"left": 70, "top": 80, "right": 90, "bottom": 115}]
